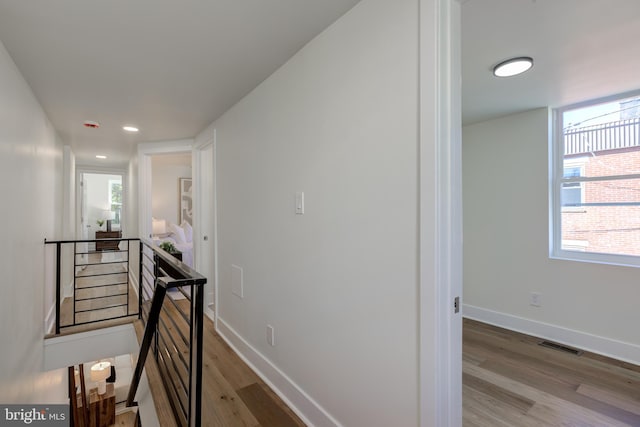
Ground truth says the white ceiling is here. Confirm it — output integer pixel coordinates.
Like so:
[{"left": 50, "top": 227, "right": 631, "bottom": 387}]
[
  {"left": 463, "top": 0, "right": 640, "bottom": 126},
  {"left": 0, "top": 0, "right": 361, "bottom": 166},
  {"left": 1, "top": 0, "right": 639, "bottom": 167}
]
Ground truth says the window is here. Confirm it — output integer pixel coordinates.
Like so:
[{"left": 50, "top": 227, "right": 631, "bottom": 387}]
[
  {"left": 108, "top": 179, "right": 122, "bottom": 226},
  {"left": 551, "top": 91, "right": 640, "bottom": 266},
  {"left": 561, "top": 163, "right": 585, "bottom": 208}
]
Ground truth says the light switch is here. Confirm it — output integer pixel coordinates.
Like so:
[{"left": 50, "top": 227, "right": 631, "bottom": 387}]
[{"left": 295, "top": 191, "right": 304, "bottom": 215}]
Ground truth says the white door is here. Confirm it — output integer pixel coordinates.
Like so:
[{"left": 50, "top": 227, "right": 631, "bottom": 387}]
[
  {"left": 80, "top": 173, "right": 89, "bottom": 240},
  {"left": 197, "top": 142, "right": 216, "bottom": 321}
]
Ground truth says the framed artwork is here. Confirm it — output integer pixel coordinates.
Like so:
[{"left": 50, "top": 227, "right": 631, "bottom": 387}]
[{"left": 179, "top": 178, "right": 193, "bottom": 225}]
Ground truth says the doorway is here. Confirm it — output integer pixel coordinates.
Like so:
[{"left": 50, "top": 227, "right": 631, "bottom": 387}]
[
  {"left": 138, "top": 139, "right": 217, "bottom": 322},
  {"left": 77, "top": 171, "right": 124, "bottom": 241}
]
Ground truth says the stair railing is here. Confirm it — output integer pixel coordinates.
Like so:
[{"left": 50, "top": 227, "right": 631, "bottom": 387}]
[
  {"left": 126, "top": 239, "right": 206, "bottom": 427},
  {"left": 44, "top": 237, "right": 141, "bottom": 334}
]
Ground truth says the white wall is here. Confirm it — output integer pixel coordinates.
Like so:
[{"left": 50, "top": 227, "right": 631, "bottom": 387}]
[
  {"left": 198, "top": 0, "right": 419, "bottom": 425},
  {"left": 151, "top": 152, "right": 191, "bottom": 226},
  {"left": 126, "top": 155, "right": 140, "bottom": 282},
  {"left": 62, "top": 146, "right": 76, "bottom": 239},
  {"left": 126, "top": 154, "right": 139, "bottom": 238},
  {"left": 463, "top": 108, "right": 640, "bottom": 363},
  {"left": 0, "top": 39, "right": 62, "bottom": 401}
]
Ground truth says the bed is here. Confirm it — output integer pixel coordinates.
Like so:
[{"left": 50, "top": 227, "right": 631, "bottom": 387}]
[{"left": 151, "top": 218, "right": 194, "bottom": 267}]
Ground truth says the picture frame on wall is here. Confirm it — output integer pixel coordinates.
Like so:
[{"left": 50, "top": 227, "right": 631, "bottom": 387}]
[{"left": 179, "top": 178, "right": 193, "bottom": 225}]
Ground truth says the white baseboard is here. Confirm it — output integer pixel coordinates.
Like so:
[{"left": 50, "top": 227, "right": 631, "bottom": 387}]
[
  {"left": 45, "top": 303, "right": 55, "bottom": 335},
  {"left": 63, "top": 279, "right": 74, "bottom": 299},
  {"left": 129, "top": 271, "right": 139, "bottom": 298},
  {"left": 204, "top": 307, "right": 215, "bottom": 323},
  {"left": 463, "top": 304, "right": 640, "bottom": 366},
  {"left": 216, "top": 318, "right": 341, "bottom": 427}
]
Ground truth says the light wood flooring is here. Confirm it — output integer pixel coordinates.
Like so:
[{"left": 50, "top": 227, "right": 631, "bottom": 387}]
[
  {"left": 463, "top": 318, "right": 640, "bottom": 426},
  {"left": 57, "top": 251, "right": 138, "bottom": 335},
  {"left": 63, "top": 268, "right": 640, "bottom": 427},
  {"left": 136, "top": 304, "right": 305, "bottom": 427}
]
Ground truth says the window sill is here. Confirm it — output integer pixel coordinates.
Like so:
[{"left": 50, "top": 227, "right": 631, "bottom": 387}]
[
  {"left": 561, "top": 207, "right": 587, "bottom": 213},
  {"left": 550, "top": 251, "right": 640, "bottom": 268}
]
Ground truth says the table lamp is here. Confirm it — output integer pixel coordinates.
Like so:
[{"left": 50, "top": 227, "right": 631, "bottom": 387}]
[
  {"left": 90, "top": 361, "right": 111, "bottom": 395},
  {"left": 102, "top": 210, "right": 116, "bottom": 232}
]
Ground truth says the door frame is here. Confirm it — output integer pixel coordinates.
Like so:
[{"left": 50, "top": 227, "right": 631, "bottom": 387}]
[
  {"left": 76, "top": 167, "right": 128, "bottom": 240},
  {"left": 192, "top": 130, "right": 217, "bottom": 325},
  {"left": 137, "top": 139, "right": 194, "bottom": 240},
  {"left": 419, "top": 0, "right": 462, "bottom": 426}
]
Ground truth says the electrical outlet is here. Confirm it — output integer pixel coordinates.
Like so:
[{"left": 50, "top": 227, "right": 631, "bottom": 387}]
[
  {"left": 266, "top": 325, "right": 275, "bottom": 346},
  {"left": 530, "top": 292, "right": 542, "bottom": 307}
]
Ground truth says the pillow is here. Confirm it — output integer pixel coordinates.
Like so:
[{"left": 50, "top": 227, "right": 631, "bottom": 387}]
[
  {"left": 169, "top": 223, "right": 187, "bottom": 243},
  {"left": 181, "top": 221, "right": 193, "bottom": 243}
]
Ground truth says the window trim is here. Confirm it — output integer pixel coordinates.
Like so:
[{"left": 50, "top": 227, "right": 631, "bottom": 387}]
[{"left": 550, "top": 90, "right": 640, "bottom": 268}]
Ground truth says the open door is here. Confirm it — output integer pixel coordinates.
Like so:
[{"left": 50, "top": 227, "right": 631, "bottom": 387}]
[{"left": 195, "top": 141, "right": 216, "bottom": 321}]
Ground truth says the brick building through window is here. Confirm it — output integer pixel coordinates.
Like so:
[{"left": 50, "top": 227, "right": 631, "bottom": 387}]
[{"left": 560, "top": 113, "right": 640, "bottom": 257}]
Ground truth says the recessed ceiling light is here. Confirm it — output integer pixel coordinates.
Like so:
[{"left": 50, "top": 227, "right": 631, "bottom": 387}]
[
  {"left": 123, "top": 126, "right": 139, "bottom": 132},
  {"left": 493, "top": 57, "right": 533, "bottom": 77},
  {"left": 84, "top": 120, "right": 100, "bottom": 129},
  {"left": 96, "top": 155, "right": 107, "bottom": 159}
]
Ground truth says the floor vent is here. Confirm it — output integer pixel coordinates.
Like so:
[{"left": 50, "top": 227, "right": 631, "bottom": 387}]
[{"left": 538, "top": 340, "right": 584, "bottom": 356}]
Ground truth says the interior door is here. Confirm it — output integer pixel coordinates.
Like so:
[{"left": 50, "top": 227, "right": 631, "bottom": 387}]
[
  {"left": 197, "top": 142, "right": 216, "bottom": 320},
  {"left": 80, "top": 173, "right": 89, "bottom": 240}
]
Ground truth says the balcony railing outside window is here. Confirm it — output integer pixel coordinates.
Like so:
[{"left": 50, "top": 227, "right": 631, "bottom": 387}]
[{"left": 565, "top": 116, "right": 640, "bottom": 156}]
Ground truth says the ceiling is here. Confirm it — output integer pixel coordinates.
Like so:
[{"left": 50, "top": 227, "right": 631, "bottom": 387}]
[
  {"left": 0, "top": 0, "right": 639, "bottom": 167},
  {"left": 0, "top": 0, "right": 361, "bottom": 167},
  {"left": 463, "top": 0, "right": 640, "bottom": 126}
]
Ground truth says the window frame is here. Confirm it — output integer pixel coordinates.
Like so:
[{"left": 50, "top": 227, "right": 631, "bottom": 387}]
[{"left": 550, "top": 90, "right": 640, "bottom": 268}]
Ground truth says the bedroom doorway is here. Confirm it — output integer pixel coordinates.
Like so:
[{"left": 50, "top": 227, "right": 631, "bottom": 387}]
[
  {"left": 138, "top": 138, "right": 217, "bottom": 324},
  {"left": 77, "top": 171, "right": 124, "bottom": 241},
  {"left": 149, "top": 152, "right": 194, "bottom": 267}
]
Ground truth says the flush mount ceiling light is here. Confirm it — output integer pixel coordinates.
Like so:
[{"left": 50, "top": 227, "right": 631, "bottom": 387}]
[
  {"left": 493, "top": 56, "right": 533, "bottom": 77},
  {"left": 96, "top": 155, "right": 107, "bottom": 159},
  {"left": 123, "top": 126, "right": 139, "bottom": 132}
]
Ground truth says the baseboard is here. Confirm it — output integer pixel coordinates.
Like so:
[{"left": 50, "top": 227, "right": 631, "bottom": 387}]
[
  {"left": 63, "top": 279, "right": 74, "bottom": 299},
  {"left": 45, "top": 303, "right": 55, "bottom": 335},
  {"left": 129, "top": 271, "right": 139, "bottom": 298},
  {"left": 216, "top": 318, "right": 341, "bottom": 427},
  {"left": 463, "top": 304, "right": 640, "bottom": 366}
]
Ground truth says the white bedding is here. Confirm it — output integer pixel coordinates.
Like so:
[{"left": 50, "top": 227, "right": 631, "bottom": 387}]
[{"left": 152, "top": 219, "right": 194, "bottom": 267}]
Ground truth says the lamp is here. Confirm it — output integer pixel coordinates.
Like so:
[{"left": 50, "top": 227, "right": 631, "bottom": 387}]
[
  {"left": 493, "top": 56, "right": 533, "bottom": 77},
  {"left": 102, "top": 210, "right": 116, "bottom": 232},
  {"left": 152, "top": 218, "right": 166, "bottom": 235},
  {"left": 90, "top": 361, "right": 111, "bottom": 395}
]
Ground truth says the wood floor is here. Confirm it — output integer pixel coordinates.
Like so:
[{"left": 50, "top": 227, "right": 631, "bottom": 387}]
[
  {"left": 137, "top": 309, "right": 305, "bottom": 427},
  {"left": 64, "top": 271, "right": 640, "bottom": 427},
  {"left": 139, "top": 314, "right": 640, "bottom": 427},
  {"left": 57, "top": 251, "right": 139, "bottom": 334},
  {"left": 463, "top": 318, "right": 640, "bottom": 426}
]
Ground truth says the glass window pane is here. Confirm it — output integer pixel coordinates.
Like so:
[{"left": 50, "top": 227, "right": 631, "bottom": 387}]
[
  {"left": 563, "top": 95, "right": 640, "bottom": 178},
  {"left": 561, "top": 178, "right": 640, "bottom": 256},
  {"left": 561, "top": 186, "right": 581, "bottom": 207},
  {"left": 563, "top": 166, "right": 582, "bottom": 179}
]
